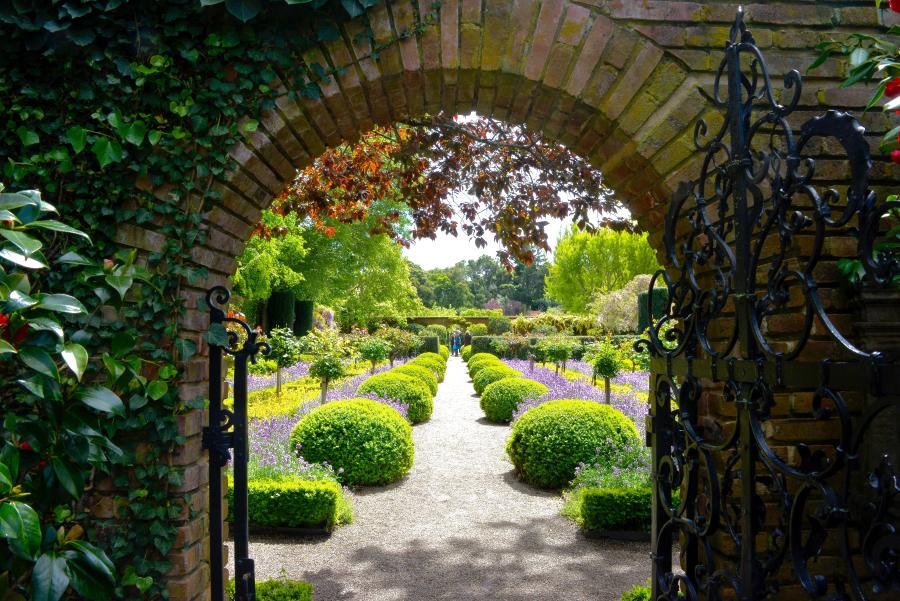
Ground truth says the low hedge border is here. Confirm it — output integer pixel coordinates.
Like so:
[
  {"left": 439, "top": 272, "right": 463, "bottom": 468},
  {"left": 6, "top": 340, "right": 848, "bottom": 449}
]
[
  {"left": 226, "top": 478, "right": 352, "bottom": 532},
  {"left": 228, "top": 578, "right": 314, "bottom": 601},
  {"left": 568, "top": 486, "right": 681, "bottom": 536},
  {"left": 470, "top": 336, "right": 596, "bottom": 359}
]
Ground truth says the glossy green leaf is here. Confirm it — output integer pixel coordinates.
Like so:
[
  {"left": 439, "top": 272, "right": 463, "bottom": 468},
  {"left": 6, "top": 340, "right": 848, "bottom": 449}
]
[
  {"left": 77, "top": 386, "right": 125, "bottom": 416},
  {"left": 104, "top": 275, "right": 133, "bottom": 300},
  {"left": 37, "top": 293, "right": 87, "bottom": 314},
  {"left": 27, "top": 220, "right": 91, "bottom": 241},
  {"left": 91, "top": 137, "right": 123, "bottom": 168},
  {"left": 27, "top": 317, "right": 63, "bottom": 339},
  {"left": 66, "top": 540, "right": 115, "bottom": 580},
  {"left": 66, "top": 126, "right": 87, "bottom": 153},
  {"left": 15, "top": 127, "right": 39, "bottom": 147},
  {"left": 0, "top": 230, "right": 41, "bottom": 255},
  {"left": 31, "top": 554, "right": 69, "bottom": 601},
  {"left": 65, "top": 557, "right": 112, "bottom": 601},
  {"left": 2, "top": 501, "right": 40, "bottom": 559},
  {"left": 0, "top": 209, "right": 17, "bottom": 222},
  {"left": 51, "top": 458, "right": 83, "bottom": 499},
  {"left": 226, "top": 0, "right": 262, "bottom": 22},
  {"left": 62, "top": 343, "right": 88, "bottom": 381},
  {"left": 340, "top": 0, "right": 364, "bottom": 17},
  {"left": 0, "top": 464, "right": 11, "bottom": 492},
  {"left": 19, "top": 348, "right": 59, "bottom": 381},
  {"left": 0, "top": 247, "right": 48, "bottom": 269},
  {"left": 0, "top": 340, "right": 16, "bottom": 355},
  {"left": 6, "top": 289, "right": 38, "bottom": 311},
  {"left": 146, "top": 380, "right": 168, "bottom": 400}
]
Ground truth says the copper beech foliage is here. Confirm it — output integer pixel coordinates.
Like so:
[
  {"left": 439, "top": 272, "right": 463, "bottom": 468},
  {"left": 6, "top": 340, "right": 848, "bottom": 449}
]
[{"left": 264, "top": 115, "right": 629, "bottom": 267}]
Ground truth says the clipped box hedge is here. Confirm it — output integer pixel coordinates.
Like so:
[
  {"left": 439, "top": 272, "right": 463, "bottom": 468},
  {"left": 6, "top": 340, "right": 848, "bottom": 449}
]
[
  {"left": 417, "top": 335, "right": 439, "bottom": 355},
  {"left": 470, "top": 336, "right": 596, "bottom": 359},
  {"left": 227, "top": 478, "right": 348, "bottom": 531},
  {"left": 228, "top": 578, "right": 313, "bottom": 601},
  {"left": 577, "top": 486, "right": 652, "bottom": 532}
]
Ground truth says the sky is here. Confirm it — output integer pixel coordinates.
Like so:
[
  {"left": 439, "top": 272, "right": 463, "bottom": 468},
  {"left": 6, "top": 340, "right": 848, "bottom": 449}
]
[{"left": 402, "top": 208, "right": 571, "bottom": 270}]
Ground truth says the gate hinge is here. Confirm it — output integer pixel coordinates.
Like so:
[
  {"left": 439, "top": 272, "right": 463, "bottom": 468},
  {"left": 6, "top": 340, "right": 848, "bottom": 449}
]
[{"left": 202, "top": 426, "right": 235, "bottom": 467}]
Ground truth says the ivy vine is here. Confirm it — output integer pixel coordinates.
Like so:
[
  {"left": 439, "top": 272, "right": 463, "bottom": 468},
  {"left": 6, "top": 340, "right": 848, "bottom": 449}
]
[{"left": 0, "top": 0, "right": 435, "bottom": 597}]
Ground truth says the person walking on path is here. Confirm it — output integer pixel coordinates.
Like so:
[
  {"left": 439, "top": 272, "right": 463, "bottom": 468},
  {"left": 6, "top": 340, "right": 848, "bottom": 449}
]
[
  {"left": 462, "top": 329, "right": 472, "bottom": 347},
  {"left": 450, "top": 329, "right": 462, "bottom": 356}
]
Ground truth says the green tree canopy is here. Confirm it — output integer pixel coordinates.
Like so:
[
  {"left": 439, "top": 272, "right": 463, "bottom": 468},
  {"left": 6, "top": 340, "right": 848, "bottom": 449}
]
[{"left": 545, "top": 227, "right": 660, "bottom": 314}]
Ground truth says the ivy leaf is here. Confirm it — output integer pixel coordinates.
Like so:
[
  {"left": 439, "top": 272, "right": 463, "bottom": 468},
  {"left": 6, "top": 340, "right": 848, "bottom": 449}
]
[
  {"left": 91, "top": 138, "right": 123, "bottom": 168},
  {"left": 15, "top": 127, "right": 40, "bottom": 147},
  {"left": 121, "top": 121, "right": 147, "bottom": 146},
  {"left": 62, "top": 343, "right": 89, "bottom": 381},
  {"left": 340, "top": 0, "right": 364, "bottom": 17},
  {"left": 204, "top": 322, "right": 229, "bottom": 347},
  {"left": 315, "top": 18, "right": 341, "bottom": 42},
  {"left": 225, "top": 0, "right": 262, "bottom": 22},
  {"left": 175, "top": 338, "right": 197, "bottom": 362},
  {"left": 19, "top": 348, "right": 60, "bottom": 382},
  {"left": 146, "top": 380, "right": 168, "bottom": 400},
  {"left": 51, "top": 458, "right": 84, "bottom": 499},
  {"left": 66, "top": 127, "right": 86, "bottom": 154},
  {"left": 147, "top": 130, "right": 162, "bottom": 146},
  {"left": 77, "top": 386, "right": 125, "bottom": 416},
  {"left": 37, "top": 293, "right": 87, "bottom": 314},
  {"left": 241, "top": 119, "right": 259, "bottom": 133}
]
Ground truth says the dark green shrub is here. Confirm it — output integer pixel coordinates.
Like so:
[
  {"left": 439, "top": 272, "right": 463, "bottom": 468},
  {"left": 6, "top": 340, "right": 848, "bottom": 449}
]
[
  {"left": 417, "top": 335, "right": 439, "bottom": 355},
  {"left": 505, "top": 399, "right": 641, "bottom": 488},
  {"left": 488, "top": 316, "right": 511, "bottom": 334},
  {"left": 293, "top": 299, "right": 314, "bottom": 336},
  {"left": 357, "top": 372, "right": 434, "bottom": 423},
  {"left": 228, "top": 578, "right": 314, "bottom": 601},
  {"left": 577, "top": 486, "right": 652, "bottom": 532},
  {"left": 423, "top": 324, "right": 448, "bottom": 341},
  {"left": 267, "top": 290, "right": 296, "bottom": 330},
  {"left": 226, "top": 478, "right": 350, "bottom": 530},
  {"left": 290, "top": 399, "right": 414, "bottom": 485},
  {"left": 480, "top": 377, "right": 549, "bottom": 422},
  {"left": 637, "top": 288, "right": 668, "bottom": 333},
  {"left": 473, "top": 365, "right": 522, "bottom": 395},
  {"left": 621, "top": 583, "right": 651, "bottom": 601},
  {"left": 460, "top": 345, "right": 473, "bottom": 361},
  {"left": 391, "top": 364, "right": 438, "bottom": 396},
  {"left": 438, "top": 344, "right": 450, "bottom": 360}
]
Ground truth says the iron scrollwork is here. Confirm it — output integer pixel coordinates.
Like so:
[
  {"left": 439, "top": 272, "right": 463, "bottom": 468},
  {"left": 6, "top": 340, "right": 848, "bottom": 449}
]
[
  {"left": 204, "top": 285, "right": 270, "bottom": 601},
  {"left": 641, "top": 7, "right": 899, "bottom": 601}
]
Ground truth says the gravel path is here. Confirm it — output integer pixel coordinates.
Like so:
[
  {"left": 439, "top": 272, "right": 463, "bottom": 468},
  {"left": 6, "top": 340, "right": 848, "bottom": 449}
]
[{"left": 233, "top": 356, "right": 649, "bottom": 600}]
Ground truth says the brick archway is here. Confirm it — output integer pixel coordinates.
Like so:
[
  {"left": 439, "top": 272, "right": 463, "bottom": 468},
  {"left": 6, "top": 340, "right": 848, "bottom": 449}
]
[{"left": 121, "top": 2, "right": 897, "bottom": 598}]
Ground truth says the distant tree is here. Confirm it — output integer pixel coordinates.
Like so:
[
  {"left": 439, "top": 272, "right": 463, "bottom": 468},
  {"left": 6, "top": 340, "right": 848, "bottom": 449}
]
[{"left": 546, "top": 227, "right": 660, "bottom": 314}]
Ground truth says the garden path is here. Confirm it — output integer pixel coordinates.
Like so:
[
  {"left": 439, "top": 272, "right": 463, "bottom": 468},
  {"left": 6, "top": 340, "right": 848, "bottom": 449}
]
[{"left": 233, "top": 356, "right": 648, "bottom": 600}]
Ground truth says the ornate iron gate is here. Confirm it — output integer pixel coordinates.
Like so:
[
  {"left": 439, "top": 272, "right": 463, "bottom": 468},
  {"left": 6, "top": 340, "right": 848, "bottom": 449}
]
[
  {"left": 203, "top": 286, "right": 269, "bottom": 601},
  {"left": 641, "top": 9, "right": 899, "bottom": 601}
]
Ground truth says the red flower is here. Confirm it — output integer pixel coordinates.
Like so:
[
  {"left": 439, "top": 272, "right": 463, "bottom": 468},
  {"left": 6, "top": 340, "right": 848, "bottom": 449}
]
[
  {"left": 9, "top": 324, "right": 28, "bottom": 348},
  {"left": 892, "top": 149, "right": 900, "bottom": 164},
  {"left": 19, "top": 441, "right": 32, "bottom": 452},
  {"left": 890, "top": 0, "right": 900, "bottom": 13},
  {"left": 37, "top": 460, "right": 47, "bottom": 469},
  {"left": 0, "top": 313, "right": 7, "bottom": 330},
  {"left": 885, "top": 78, "right": 900, "bottom": 100}
]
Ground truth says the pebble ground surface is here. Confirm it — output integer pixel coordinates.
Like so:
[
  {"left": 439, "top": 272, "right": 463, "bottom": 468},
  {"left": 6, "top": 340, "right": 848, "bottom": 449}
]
[{"left": 230, "top": 356, "right": 648, "bottom": 600}]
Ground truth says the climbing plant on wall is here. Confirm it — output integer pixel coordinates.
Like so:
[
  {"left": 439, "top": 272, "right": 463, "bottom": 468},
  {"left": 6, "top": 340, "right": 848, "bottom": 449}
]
[{"left": 0, "top": 1, "right": 422, "bottom": 597}]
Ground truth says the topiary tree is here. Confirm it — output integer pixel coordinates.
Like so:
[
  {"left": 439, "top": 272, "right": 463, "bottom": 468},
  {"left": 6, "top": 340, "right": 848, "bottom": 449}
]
[
  {"left": 290, "top": 398, "right": 414, "bottom": 486},
  {"left": 583, "top": 339, "right": 625, "bottom": 404},
  {"left": 468, "top": 323, "right": 488, "bottom": 337},
  {"left": 304, "top": 329, "right": 348, "bottom": 405},
  {"left": 267, "top": 327, "right": 302, "bottom": 396},
  {"left": 505, "top": 399, "right": 641, "bottom": 488},
  {"left": 536, "top": 336, "right": 580, "bottom": 374},
  {"left": 357, "top": 336, "right": 391, "bottom": 374}
]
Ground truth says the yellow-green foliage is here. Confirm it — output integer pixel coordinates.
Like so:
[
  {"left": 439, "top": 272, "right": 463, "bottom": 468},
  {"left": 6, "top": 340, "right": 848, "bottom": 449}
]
[
  {"left": 467, "top": 352, "right": 498, "bottom": 365},
  {"left": 391, "top": 364, "right": 438, "bottom": 396},
  {"left": 409, "top": 356, "right": 446, "bottom": 382},
  {"left": 468, "top": 356, "right": 504, "bottom": 379},
  {"left": 506, "top": 399, "right": 640, "bottom": 489},
  {"left": 460, "top": 345, "right": 473, "bottom": 361},
  {"left": 480, "top": 377, "right": 548, "bottom": 423},
  {"left": 226, "top": 477, "right": 353, "bottom": 530},
  {"left": 438, "top": 345, "right": 450, "bottom": 360},
  {"left": 357, "top": 371, "right": 434, "bottom": 423},
  {"left": 290, "top": 399, "right": 415, "bottom": 485},
  {"left": 473, "top": 365, "right": 522, "bottom": 395}
]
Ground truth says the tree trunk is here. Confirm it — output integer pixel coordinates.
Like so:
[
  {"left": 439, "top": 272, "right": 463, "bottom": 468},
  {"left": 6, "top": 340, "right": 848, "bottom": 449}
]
[
  {"left": 276, "top": 368, "right": 282, "bottom": 397},
  {"left": 319, "top": 380, "right": 328, "bottom": 406},
  {"left": 529, "top": 357, "right": 534, "bottom": 372},
  {"left": 370, "top": 361, "right": 377, "bottom": 375},
  {"left": 604, "top": 377, "right": 611, "bottom": 404}
]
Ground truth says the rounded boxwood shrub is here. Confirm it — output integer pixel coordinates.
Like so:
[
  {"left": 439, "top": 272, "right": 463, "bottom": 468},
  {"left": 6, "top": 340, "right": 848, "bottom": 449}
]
[
  {"left": 480, "top": 377, "right": 549, "bottom": 423},
  {"left": 468, "top": 357, "right": 505, "bottom": 379},
  {"left": 409, "top": 356, "right": 446, "bottom": 382},
  {"left": 357, "top": 372, "right": 434, "bottom": 423},
  {"left": 391, "top": 364, "right": 438, "bottom": 396},
  {"left": 460, "top": 345, "right": 473, "bottom": 361},
  {"left": 438, "top": 344, "right": 450, "bottom": 360},
  {"left": 467, "top": 352, "right": 498, "bottom": 366},
  {"left": 417, "top": 351, "right": 446, "bottom": 366},
  {"left": 505, "top": 399, "right": 640, "bottom": 489},
  {"left": 473, "top": 365, "right": 522, "bottom": 395},
  {"left": 290, "top": 399, "right": 414, "bottom": 486}
]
